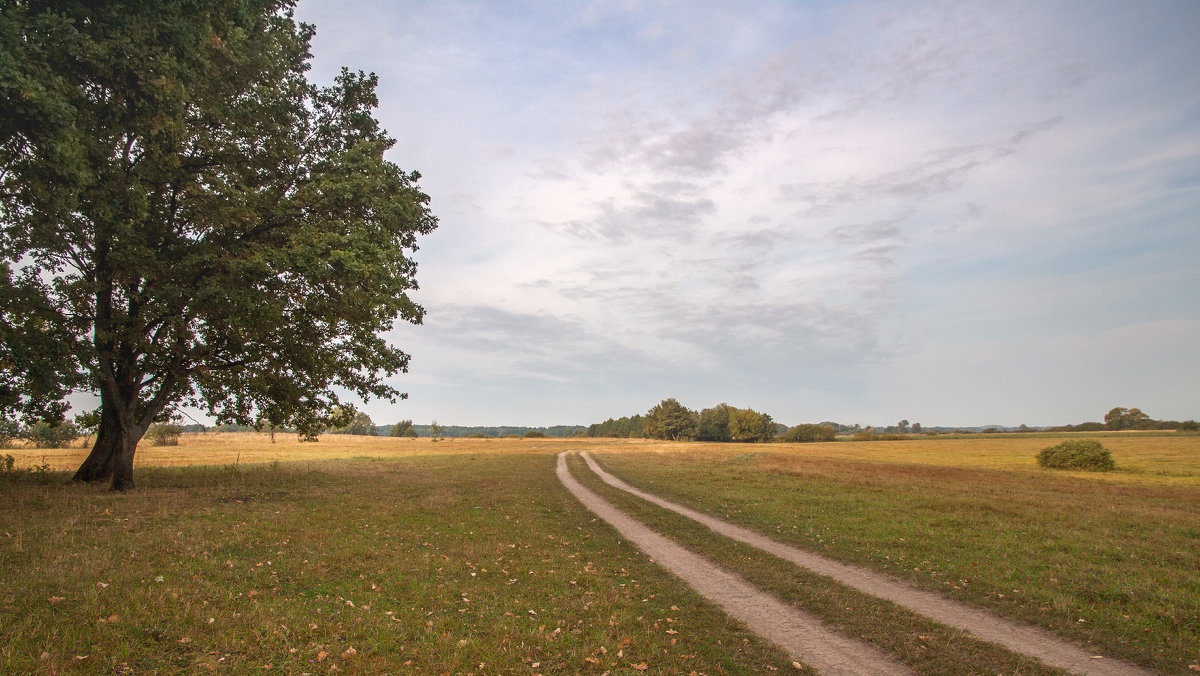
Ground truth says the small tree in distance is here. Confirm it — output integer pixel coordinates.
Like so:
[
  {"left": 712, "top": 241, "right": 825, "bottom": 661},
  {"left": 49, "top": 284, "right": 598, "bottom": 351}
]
[{"left": 390, "top": 420, "right": 416, "bottom": 437}]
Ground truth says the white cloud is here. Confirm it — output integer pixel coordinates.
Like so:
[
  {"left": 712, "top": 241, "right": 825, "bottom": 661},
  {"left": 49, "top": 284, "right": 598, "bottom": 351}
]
[{"left": 296, "top": 0, "right": 1200, "bottom": 427}]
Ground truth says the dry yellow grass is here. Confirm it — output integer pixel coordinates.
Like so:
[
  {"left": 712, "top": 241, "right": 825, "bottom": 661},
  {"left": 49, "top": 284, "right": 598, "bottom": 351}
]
[
  {"left": 589, "top": 434, "right": 1200, "bottom": 486},
  {"left": 4, "top": 432, "right": 596, "bottom": 471},
  {"left": 8, "top": 431, "right": 1197, "bottom": 486}
]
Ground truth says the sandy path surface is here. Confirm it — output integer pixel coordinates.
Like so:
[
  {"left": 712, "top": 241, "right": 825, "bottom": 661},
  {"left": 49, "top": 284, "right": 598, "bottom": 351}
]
[
  {"left": 556, "top": 452, "right": 912, "bottom": 675},
  {"left": 577, "top": 451, "right": 1155, "bottom": 676}
]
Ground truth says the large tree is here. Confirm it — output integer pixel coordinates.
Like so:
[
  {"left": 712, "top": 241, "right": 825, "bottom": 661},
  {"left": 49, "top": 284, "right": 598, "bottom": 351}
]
[
  {"left": 1103, "top": 407, "right": 1152, "bottom": 431},
  {"left": 644, "top": 398, "right": 698, "bottom": 441},
  {"left": 727, "top": 407, "right": 774, "bottom": 442},
  {"left": 0, "top": 1, "right": 437, "bottom": 489}
]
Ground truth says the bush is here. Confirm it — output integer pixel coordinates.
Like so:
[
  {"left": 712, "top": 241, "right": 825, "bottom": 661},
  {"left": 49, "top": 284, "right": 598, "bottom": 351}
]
[
  {"left": 147, "top": 423, "right": 185, "bottom": 446},
  {"left": 21, "top": 420, "right": 79, "bottom": 448},
  {"left": 1037, "top": 439, "right": 1115, "bottom": 471},
  {"left": 523, "top": 430, "right": 546, "bottom": 438},
  {"left": 776, "top": 424, "right": 836, "bottom": 443}
]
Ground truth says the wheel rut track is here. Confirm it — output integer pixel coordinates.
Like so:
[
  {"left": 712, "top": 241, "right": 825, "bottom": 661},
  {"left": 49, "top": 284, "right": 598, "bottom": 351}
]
[
  {"left": 557, "top": 451, "right": 910, "bottom": 675},
  {"left": 559, "top": 450, "right": 1155, "bottom": 676}
]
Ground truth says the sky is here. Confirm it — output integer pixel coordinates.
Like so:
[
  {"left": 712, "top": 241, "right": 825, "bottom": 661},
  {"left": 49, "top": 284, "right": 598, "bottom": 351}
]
[{"left": 291, "top": 0, "right": 1200, "bottom": 429}]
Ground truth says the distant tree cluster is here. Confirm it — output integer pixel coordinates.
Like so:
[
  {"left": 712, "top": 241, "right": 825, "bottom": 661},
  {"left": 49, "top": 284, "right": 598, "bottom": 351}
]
[
  {"left": 328, "top": 411, "right": 379, "bottom": 436},
  {"left": 586, "top": 399, "right": 820, "bottom": 443},
  {"left": 405, "top": 424, "right": 585, "bottom": 438},
  {"left": 585, "top": 415, "right": 646, "bottom": 438},
  {"left": 1048, "top": 407, "right": 1197, "bottom": 432}
]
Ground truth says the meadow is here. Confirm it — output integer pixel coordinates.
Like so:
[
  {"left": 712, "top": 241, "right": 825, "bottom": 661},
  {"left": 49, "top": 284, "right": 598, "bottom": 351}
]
[{"left": 1, "top": 432, "right": 1197, "bottom": 674}]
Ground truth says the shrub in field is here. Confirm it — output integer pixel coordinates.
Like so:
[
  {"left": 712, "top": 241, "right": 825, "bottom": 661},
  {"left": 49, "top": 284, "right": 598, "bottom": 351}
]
[
  {"left": 523, "top": 430, "right": 546, "bottom": 438},
  {"left": 776, "top": 423, "right": 836, "bottom": 443},
  {"left": 147, "top": 423, "right": 184, "bottom": 446},
  {"left": 21, "top": 420, "right": 79, "bottom": 448},
  {"left": 1037, "top": 439, "right": 1115, "bottom": 471}
]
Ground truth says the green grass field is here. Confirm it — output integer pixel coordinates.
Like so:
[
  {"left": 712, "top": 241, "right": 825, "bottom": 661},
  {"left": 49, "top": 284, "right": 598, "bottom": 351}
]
[{"left": 2, "top": 433, "right": 1197, "bottom": 674}]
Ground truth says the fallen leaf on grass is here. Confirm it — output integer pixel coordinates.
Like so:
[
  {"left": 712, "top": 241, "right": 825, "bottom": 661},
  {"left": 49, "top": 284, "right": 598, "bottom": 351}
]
[
  {"left": 342, "top": 647, "right": 356, "bottom": 658},
  {"left": 316, "top": 650, "right": 328, "bottom": 662},
  {"left": 48, "top": 596, "right": 65, "bottom": 603},
  {"left": 631, "top": 662, "right": 648, "bottom": 671}
]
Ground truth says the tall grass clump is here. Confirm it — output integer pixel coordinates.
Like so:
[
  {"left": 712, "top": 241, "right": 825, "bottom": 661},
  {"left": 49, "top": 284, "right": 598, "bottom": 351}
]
[{"left": 1037, "top": 439, "right": 1115, "bottom": 471}]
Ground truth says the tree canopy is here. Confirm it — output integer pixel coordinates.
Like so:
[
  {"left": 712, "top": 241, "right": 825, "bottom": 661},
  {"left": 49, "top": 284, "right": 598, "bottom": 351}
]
[
  {"left": 0, "top": 0, "right": 436, "bottom": 489},
  {"left": 1103, "top": 407, "right": 1152, "bottom": 431},
  {"left": 643, "top": 398, "right": 699, "bottom": 441}
]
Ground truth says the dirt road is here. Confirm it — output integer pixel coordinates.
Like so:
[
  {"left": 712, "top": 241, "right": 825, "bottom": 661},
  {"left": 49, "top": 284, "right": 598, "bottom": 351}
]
[
  {"left": 560, "top": 450, "right": 1154, "bottom": 676},
  {"left": 556, "top": 451, "right": 912, "bottom": 674}
]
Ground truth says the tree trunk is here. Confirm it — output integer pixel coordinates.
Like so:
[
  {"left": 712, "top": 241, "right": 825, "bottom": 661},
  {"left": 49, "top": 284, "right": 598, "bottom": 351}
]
[
  {"left": 110, "top": 430, "right": 137, "bottom": 491},
  {"left": 72, "top": 402, "right": 121, "bottom": 483},
  {"left": 72, "top": 396, "right": 145, "bottom": 491}
]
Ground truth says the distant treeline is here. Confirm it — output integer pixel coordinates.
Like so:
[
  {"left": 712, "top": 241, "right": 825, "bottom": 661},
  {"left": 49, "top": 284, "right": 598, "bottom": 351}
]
[
  {"left": 407, "top": 424, "right": 586, "bottom": 438},
  {"left": 179, "top": 404, "right": 1196, "bottom": 441},
  {"left": 1045, "top": 407, "right": 1197, "bottom": 432},
  {"left": 582, "top": 402, "right": 1198, "bottom": 442},
  {"left": 186, "top": 422, "right": 586, "bottom": 438}
]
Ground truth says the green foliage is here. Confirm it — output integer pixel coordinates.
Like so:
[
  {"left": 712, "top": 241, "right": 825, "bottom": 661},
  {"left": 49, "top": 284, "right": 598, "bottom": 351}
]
[
  {"left": 331, "top": 411, "right": 377, "bottom": 436},
  {"left": 428, "top": 420, "right": 443, "bottom": 440},
  {"left": 74, "top": 410, "right": 101, "bottom": 437},
  {"left": 389, "top": 419, "right": 416, "bottom": 437},
  {"left": 1104, "top": 407, "right": 1153, "bottom": 431},
  {"left": 0, "top": 263, "right": 82, "bottom": 423},
  {"left": 586, "top": 415, "right": 645, "bottom": 438},
  {"left": 1037, "top": 439, "right": 1115, "bottom": 471},
  {"left": 1, "top": 0, "right": 436, "bottom": 486},
  {"left": 0, "top": 418, "right": 18, "bottom": 448},
  {"left": 727, "top": 407, "right": 774, "bottom": 442},
  {"left": 147, "top": 423, "right": 185, "bottom": 446},
  {"left": 777, "top": 423, "right": 837, "bottom": 443},
  {"left": 21, "top": 420, "right": 78, "bottom": 448},
  {"left": 523, "top": 430, "right": 546, "bottom": 438},
  {"left": 643, "top": 398, "right": 699, "bottom": 441},
  {"left": 697, "top": 404, "right": 732, "bottom": 442}
]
